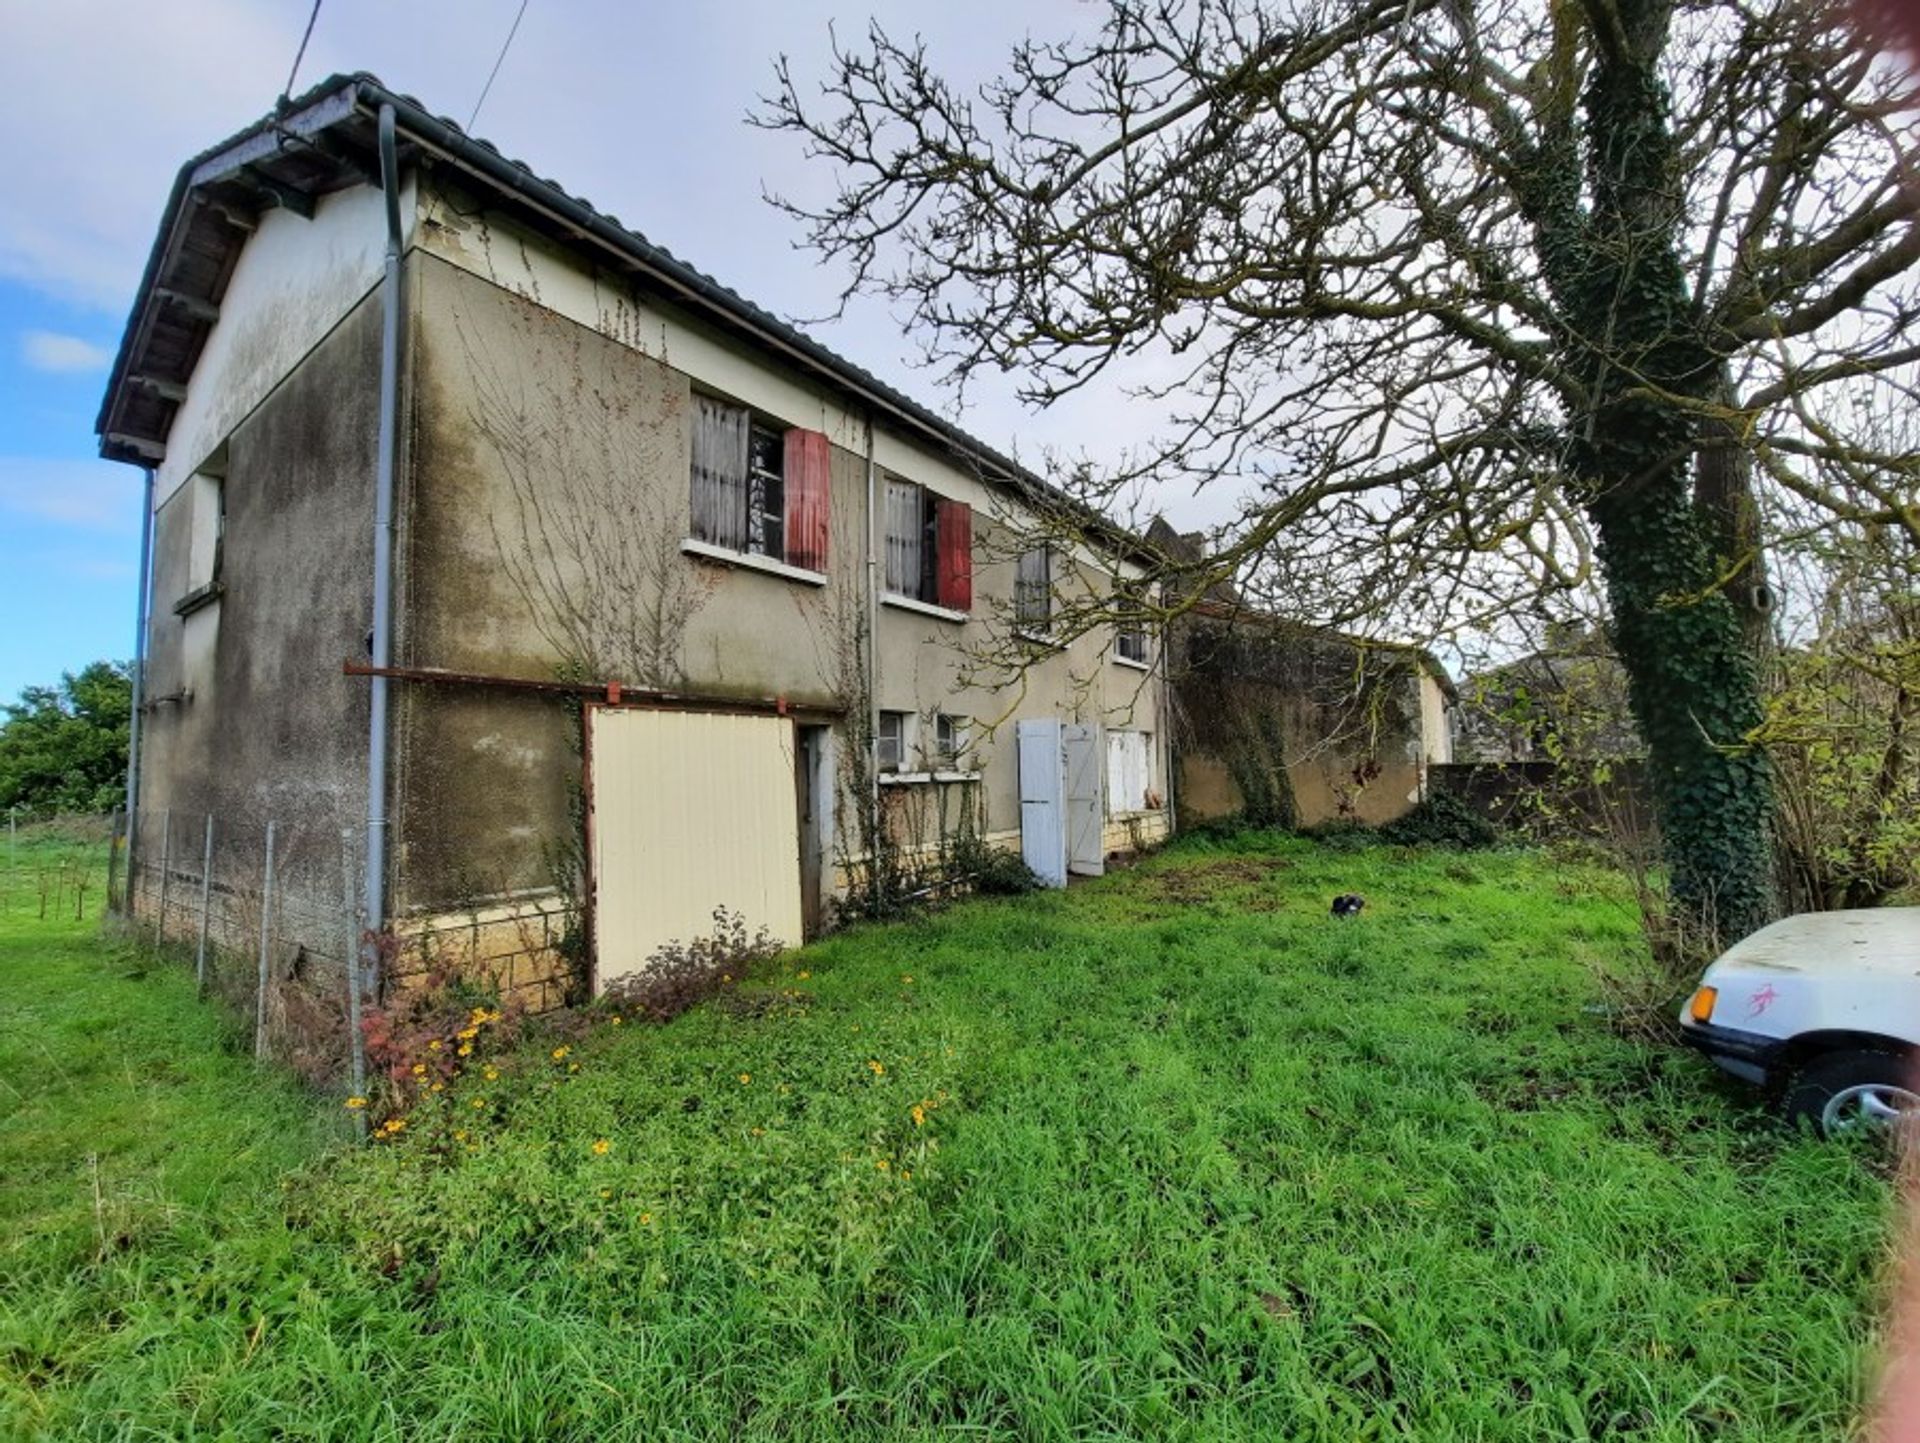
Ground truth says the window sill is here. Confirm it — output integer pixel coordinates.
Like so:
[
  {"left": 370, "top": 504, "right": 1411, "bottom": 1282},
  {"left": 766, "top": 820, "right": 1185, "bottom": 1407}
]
[
  {"left": 879, "top": 770, "right": 982, "bottom": 786},
  {"left": 1014, "top": 628, "right": 1063, "bottom": 650},
  {"left": 680, "top": 538, "right": 826, "bottom": 587},
  {"left": 882, "top": 593, "right": 969, "bottom": 624},
  {"left": 172, "top": 581, "right": 225, "bottom": 619},
  {"left": 1113, "top": 653, "right": 1152, "bottom": 672}
]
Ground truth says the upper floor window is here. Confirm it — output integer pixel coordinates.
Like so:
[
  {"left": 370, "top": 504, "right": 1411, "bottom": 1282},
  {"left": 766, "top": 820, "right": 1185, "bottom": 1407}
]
[
  {"left": 884, "top": 479, "right": 972, "bottom": 611},
  {"left": 1116, "top": 626, "right": 1149, "bottom": 665},
  {"left": 1015, "top": 546, "right": 1052, "bottom": 630},
  {"left": 690, "top": 396, "right": 829, "bottom": 572}
]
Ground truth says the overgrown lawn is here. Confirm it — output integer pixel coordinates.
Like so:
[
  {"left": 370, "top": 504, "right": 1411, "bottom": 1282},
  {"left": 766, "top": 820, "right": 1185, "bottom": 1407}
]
[{"left": 0, "top": 832, "right": 1896, "bottom": 1440}]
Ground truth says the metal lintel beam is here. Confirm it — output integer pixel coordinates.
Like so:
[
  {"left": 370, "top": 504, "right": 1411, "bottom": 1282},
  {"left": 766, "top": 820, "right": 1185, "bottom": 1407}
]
[{"left": 342, "top": 660, "right": 846, "bottom": 719}]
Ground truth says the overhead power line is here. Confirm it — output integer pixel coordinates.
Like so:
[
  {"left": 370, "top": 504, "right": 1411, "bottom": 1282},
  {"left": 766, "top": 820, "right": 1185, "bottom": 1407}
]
[
  {"left": 467, "top": 0, "right": 531, "bottom": 132},
  {"left": 279, "top": 0, "right": 324, "bottom": 108}
]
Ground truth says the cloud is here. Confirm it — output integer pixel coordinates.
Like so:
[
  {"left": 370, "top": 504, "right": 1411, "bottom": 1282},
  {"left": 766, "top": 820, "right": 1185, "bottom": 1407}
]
[
  {"left": 21, "top": 330, "right": 111, "bottom": 373},
  {"left": 0, "top": 457, "right": 142, "bottom": 534}
]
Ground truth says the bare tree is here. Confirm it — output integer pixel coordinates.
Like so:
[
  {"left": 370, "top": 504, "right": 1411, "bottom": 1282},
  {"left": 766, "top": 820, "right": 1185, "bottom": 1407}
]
[{"left": 761, "top": 0, "right": 1920, "bottom": 942}]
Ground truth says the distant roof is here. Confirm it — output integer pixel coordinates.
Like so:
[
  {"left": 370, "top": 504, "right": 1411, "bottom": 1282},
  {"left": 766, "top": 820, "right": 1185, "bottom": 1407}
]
[{"left": 97, "top": 73, "right": 1148, "bottom": 556}]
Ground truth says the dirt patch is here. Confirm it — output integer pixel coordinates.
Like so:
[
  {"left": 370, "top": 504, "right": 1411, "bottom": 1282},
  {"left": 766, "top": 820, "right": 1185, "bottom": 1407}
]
[{"left": 1139, "top": 857, "right": 1295, "bottom": 904}]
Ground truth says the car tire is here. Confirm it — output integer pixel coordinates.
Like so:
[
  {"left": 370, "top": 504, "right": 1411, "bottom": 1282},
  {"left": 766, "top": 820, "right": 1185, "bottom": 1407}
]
[{"left": 1782, "top": 1049, "right": 1918, "bottom": 1139}]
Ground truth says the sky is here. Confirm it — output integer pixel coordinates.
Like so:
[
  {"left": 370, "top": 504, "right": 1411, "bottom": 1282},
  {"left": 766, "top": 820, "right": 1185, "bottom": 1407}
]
[{"left": 0, "top": 0, "right": 1229, "bottom": 705}]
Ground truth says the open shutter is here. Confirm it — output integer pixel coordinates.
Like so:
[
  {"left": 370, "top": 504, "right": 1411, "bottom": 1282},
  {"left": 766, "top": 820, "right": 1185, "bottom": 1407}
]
[
  {"left": 691, "top": 398, "right": 749, "bottom": 551},
  {"left": 782, "top": 428, "right": 831, "bottom": 572},
  {"left": 935, "top": 498, "right": 973, "bottom": 612}
]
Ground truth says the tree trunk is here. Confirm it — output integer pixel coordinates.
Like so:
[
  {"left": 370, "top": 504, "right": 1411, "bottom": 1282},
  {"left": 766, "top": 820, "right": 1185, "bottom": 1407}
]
[
  {"left": 1567, "top": 1, "right": 1778, "bottom": 947},
  {"left": 1694, "top": 362, "right": 1774, "bottom": 658}
]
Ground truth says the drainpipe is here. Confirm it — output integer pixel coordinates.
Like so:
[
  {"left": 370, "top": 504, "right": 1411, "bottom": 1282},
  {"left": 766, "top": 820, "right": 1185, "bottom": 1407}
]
[
  {"left": 123, "top": 465, "right": 155, "bottom": 909},
  {"left": 864, "top": 411, "right": 881, "bottom": 884},
  {"left": 361, "top": 103, "right": 403, "bottom": 986}
]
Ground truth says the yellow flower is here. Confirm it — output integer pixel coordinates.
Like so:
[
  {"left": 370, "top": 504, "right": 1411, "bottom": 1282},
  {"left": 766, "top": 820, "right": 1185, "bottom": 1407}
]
[
  {"left": 738, "top": 1072, "right": 752, "bottom": 1085},
  {"left": 429, "top": 1082, "right": 444, "bottom": 1094},
  {"left": 611, "top": 1016, "right": 624, "bottom": 1026},
  {"left": 457, "top": 1027, "right": 478, "bottom": 1042},
  {"left": 876, "top": 1158, "right": 890, "bottom": 1171},
  {"left": 453, "top": 1129, "right": 468, "bottom": 1143},
  {"left": 901, "top": 974, "right": 913, "bottom": 984},
  {"left": 568, "top": 1062, "right": 580, "bottom": 1074},
  {"left": 797, "top": 970, "right": 811, "bottom": 981},
  {"left": 484, "top": 1067, "right": 499, "bottom": 1081},
  {"left": 592, "top": 1138, "right": 611, "bottom": 1156},
  {"left": 750, "top": 1126, "right": 766, "bottom": 1137},
  {"left": 910, "top": 1104, "right": 926, "bottom": 1127},
  {"left": 867, "top": 1060, "right": 885, "bottom": 1076},
  {"left": 601, "top": 1188, "right": 613, "bottom": 1199},
  {"left": 382, "top": 1117, "right": 407, "bottom": 1136},
  {"left": 457, "top": 1044, "right": 473, "bottom": 1057},
  {"left": 470, "top": 1007, "right": 489, "bottom": 1024},
  {"left": 410, "top": 1063, "right": 427, "bottom": 1078},
  {"left": 903, "top": 1169, "right": 913, "bottom": 1180},
  {"left": 470, "top": 1097, "right": 486, "bottom": 1110},
  {"left": 639, "top": 1212, "right": 653, "bottom": 1225},
  {"left": 551, "top": 1046, "right": 571, "bottom": 1061},
  {"left": 344, "top": 1096, "right": 368, "bottom": 1110},
  {"left": 428, "top": 1040, "right": 442, "bottom": 1052},
  {"left": 721, "top": 973, "right": 732, "bottom": 984}
]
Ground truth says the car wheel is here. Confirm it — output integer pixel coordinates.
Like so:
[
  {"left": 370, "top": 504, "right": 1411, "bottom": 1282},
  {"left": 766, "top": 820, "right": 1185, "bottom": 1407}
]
[{"left": 1783, "top": 1050, "right": 1919, "bottom": 1139}]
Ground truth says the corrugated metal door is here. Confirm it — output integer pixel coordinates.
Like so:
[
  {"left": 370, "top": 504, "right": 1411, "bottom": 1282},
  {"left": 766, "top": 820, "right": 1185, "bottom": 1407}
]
[
  {"left": 590, "top": 707, "right": 803, "bottom": 989},
  {"left": 1064, "top": 723, "right": 1105, "bottom": 876},
  {"left": 1018, "top": 719, "right": 1066, "bottom": 888}
]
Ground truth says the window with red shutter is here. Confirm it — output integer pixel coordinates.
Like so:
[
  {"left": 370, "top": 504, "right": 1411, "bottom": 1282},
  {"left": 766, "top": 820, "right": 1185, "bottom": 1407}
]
[
  {"left": 782, "top": 428, "right": 831, "bottom": 573},
  {"left": 934, "top": 499, "right": 972, "bottom": 612}
]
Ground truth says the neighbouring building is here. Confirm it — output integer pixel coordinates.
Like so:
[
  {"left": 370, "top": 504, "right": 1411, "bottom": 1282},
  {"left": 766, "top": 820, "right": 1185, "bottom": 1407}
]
[
  {"left": 99, "top": 75, "right": 1172, "bottom": 1011},
  {"left": 1140, "top": 521, "right": 1456, "bottom": 827}
]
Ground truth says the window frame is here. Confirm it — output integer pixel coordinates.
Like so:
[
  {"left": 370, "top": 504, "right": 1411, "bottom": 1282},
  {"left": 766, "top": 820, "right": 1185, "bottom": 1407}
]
[
  {"left": 687, "top": 394, "right": 829, "bottom": 578},
  {"left": 1015, "top": 545, "right": 1053, "bottom": 634}
]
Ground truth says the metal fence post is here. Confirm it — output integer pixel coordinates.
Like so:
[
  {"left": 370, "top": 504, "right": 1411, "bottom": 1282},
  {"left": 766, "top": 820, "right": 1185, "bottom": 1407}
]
[
  {"left": 195, "top": 814, "right": 215, "bottom": 996},
  {"left": 254, "top": 820, "right": 277, "bottom": 1061},
  {"left": 153, "top": 809, "right": 172, "bottom": 949},
  {"left": 343, "top": 828, "right": 367, "bottom": 1129}
]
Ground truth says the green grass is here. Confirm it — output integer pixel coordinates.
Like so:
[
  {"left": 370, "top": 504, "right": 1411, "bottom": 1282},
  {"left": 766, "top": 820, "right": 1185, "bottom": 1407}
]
[{"left": 0, "top": 832, "right": 1896, "bottom": 1440}]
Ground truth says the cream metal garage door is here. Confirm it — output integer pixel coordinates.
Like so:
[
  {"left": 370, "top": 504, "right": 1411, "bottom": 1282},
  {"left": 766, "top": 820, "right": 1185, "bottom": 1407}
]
[{"left": 589, "top": 707, "right": 803, "bottom": 989}]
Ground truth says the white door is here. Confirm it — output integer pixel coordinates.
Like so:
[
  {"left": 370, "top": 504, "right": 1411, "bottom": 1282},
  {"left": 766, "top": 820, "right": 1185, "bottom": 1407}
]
[
  {"left": 1017, "top": 719, "right": 1067, "bottom": 888},
  {"left": 589, "top": 707, "right": 803, "bottom": 989},
  {"left": 1064, "top": 723, "right": 1105, "bottom": 876}
]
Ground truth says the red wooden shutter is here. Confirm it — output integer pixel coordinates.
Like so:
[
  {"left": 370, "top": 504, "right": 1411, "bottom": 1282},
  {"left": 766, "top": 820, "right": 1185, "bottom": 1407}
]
[
  {"left": 935, "top": 498, "right": 973, "bottom": 612},
  {"left": 782, "top": 429, "right": 832, "bottom": 572}
]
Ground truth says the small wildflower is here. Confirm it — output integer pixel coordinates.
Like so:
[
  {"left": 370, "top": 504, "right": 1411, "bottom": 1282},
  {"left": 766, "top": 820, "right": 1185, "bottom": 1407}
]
[
  {"left": 470, "top": 1097, "right": 486, "bottom": 1110},
  {"left": 903, "top": 1169, "right": 913, "bottom": 1180},
  {"left": 568, "top": 1062, "right": 580, "bottom": 1074},
  {"left": 429, "top": 1082, "right": 444, "bottom": 1094},
  {"left": 911, "top": 1104, "right": 927, "bottom": 1127},
  {"left": 876, "top": 1158, "right": 890, "bottom": 1171},
  {"left": 457, "top": 1043, "right": 473, "bottom": 1057},
  {"left": 344, "top": 1096, "right": 368, "bottom": 1110},
  {"left": 484, "top": 1066, "right": 499, "bottom": 1081},
  {"left": 738, "top": 1072, "right": 752, "bottom": 1085},
  {"left": 410, "top": 1063, "right": 427, "bottom": 1078},
  {"left": 721, "top": 973, "right": 732, "bottom": 984},
  {"left": 639, "top": 1212, "right": 653, "bottom": 1225},
  {"left": 867, "top": 1060, "right": 885, "bottom": 1076},
  {"left": 453, "top": 1129, "right": 468, "bottom": 1143},
  {"left": 611, "top": 1016, "right": 624, "bottom": 1026},
  {"left": 901, "top": 974, "right": 913, "bottom": 984},
  {"left": 750, "top": 1126, "right": 766, "bottom": 1137},
  {"left": 470, "top": 1007, "right": 489, "bottom": 1024},
  {"left": 428, "top": 1040, "right": 442, "bottom": 1052},
  {"left": 601, "top": 1188, "right": 613, "bottom": 1200},
  {"left": 551, "top": 1046, "right": 571, "bottom": 1061},
  {"left": 456, "top": 1026, "right": 478, "bottom": 1042},
  {"left": 797, "top": 970, "right": 811, "bottom": 980},
  {"left": 592, "top": 1138, "right": 611, "bottom": 1156}
]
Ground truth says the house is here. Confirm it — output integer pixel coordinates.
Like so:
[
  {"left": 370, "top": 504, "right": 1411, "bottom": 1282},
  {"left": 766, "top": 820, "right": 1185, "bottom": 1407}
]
[
  {"left": 1140, "top": 521, "right": 1455, "bottom": 828},
  {"left": 99, "top": 74, "right": 1171, "bottom": 1010}
]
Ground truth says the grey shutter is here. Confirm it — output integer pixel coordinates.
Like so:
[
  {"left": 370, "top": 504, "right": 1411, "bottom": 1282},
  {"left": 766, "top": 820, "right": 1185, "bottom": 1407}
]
[
  {"left": 1016, "top": 547, "right": 1051, "bottom": 627},
  {"left": 691, "top": 398, "right": 749, "bottom": 551}
]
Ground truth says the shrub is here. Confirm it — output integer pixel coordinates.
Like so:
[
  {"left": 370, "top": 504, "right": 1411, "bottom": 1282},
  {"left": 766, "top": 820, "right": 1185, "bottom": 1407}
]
[
  {"left": 599, "top": 907, "right": 784, "bottom": 1024},
  {"left": 1375, "top": 791, "right": 1500, "bottom": 850}
]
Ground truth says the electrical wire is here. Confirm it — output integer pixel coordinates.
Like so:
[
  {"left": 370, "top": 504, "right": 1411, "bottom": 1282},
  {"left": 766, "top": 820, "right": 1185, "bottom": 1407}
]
[
  {"left": 279, "top": 0, "right": 324, "bottom": 107},
  {"left": 466, "top": 0, "right": 531, "bottom": 132}
]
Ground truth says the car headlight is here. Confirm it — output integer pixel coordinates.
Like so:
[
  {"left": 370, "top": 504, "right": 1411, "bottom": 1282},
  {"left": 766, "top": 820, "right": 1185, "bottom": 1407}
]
[{"left": 1688, "top": 986, "right": 1718, "bottom": 1024}]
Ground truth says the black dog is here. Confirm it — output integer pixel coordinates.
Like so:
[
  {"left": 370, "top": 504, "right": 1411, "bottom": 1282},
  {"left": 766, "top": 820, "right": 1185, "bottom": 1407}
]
[{"left": 1330, "top": 893, "right": 1366, "bottom": 918}]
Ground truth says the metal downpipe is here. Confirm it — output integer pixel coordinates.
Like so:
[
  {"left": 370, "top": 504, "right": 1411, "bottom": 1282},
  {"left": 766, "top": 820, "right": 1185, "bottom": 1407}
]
[
  {"left": 123, "top": 465, "right": 155, "bottom": 909},
  {"left": 362, "top": 103, "right": 403, "bottom": 990}
]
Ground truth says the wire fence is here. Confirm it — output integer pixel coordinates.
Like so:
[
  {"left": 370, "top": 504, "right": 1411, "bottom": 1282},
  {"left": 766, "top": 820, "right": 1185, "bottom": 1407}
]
[{"left": 109, "top": 805, "right": 371, "bottom": 1102}]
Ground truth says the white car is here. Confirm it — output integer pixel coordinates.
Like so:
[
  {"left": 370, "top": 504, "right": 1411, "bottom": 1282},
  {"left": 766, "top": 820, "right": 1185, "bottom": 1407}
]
[{"left": 1679, "top": 907, "right": 1920, "bottom": 1137}]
